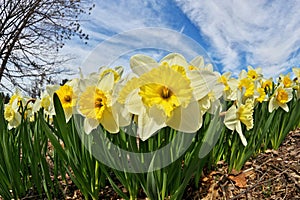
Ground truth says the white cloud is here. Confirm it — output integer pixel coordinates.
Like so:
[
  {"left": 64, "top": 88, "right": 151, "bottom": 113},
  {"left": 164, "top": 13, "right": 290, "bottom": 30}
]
[{"left": 175, "top": 0, "right": 300, "bottom": 77}]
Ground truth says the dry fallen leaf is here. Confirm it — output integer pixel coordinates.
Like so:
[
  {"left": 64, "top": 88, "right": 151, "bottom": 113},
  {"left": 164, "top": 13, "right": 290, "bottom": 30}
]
[{"left": 228, "top": 173, "right": 247, "bottom": 188}]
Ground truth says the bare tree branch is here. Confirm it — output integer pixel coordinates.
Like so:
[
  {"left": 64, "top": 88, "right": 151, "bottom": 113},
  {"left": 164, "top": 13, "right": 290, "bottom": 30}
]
[{"left": 0, "top": 0, "right": 94, "bottom": 96}]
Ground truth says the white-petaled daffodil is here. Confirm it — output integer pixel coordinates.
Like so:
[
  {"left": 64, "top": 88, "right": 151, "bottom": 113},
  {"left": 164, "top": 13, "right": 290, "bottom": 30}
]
[
  {"left": 118, "top": 53, "right": 210, "bottom": 141},
  {"left": 78, "top": 69, "right": 130, "bottom": 134},
  {"left": 268, "top": 86, "right": 293, "bottom": 112},
  {"left": 224, "top": 98, "right": 255, "bottom": 146},
  {"left": 4, "top": 98, "right": 22, "bottom": 130},
  {"left": 292, "top": 68, "right": 300, "bottom": 99}
]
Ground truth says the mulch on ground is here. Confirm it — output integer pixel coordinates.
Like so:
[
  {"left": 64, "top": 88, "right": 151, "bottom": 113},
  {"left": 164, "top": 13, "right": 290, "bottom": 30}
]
[{"left": 188, "top": 128, "right": 300, "bottom": 200}]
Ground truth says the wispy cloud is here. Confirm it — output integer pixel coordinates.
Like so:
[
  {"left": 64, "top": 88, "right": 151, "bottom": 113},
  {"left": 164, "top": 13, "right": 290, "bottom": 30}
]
[
  {"left": 175, "top": 0, "right": 300, "bottom": 77},
  {"left": 62, "top": 0, "right": 176, "bottom": 75},
  {"left": 81, "top": 27, "right": 209, "bottom": 75}
]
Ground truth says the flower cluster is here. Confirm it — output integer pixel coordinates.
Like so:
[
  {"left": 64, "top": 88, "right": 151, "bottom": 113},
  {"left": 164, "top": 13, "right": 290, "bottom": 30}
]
[{"left": 4, "top": 53, "right": 300, "bottom": 146}]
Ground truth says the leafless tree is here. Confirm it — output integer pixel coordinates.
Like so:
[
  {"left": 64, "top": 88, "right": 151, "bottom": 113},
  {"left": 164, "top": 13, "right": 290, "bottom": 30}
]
[{"left": 0, "top": 0, "right": 94, "bottom": 95}]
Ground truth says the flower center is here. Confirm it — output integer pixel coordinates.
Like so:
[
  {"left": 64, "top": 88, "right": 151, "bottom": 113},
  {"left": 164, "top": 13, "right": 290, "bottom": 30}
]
[
  {"left": 276, "top": 88, "right": 288, "bottom": 104},
  {"left": 56, "top": 85, "right": 76, "bottom": 109},
  {"left": 161, "top": 86, "right": 171, "bottom": 99},
  {"left": 64, "top": 95, "right": 72, "bottom": 103},
  {"left": 95, "top": 97, "right": 104, "bottom": 108},
  {"left": 139, "top": 83, "right": 180, "bottom": 117},
  {"left": 283, "top": 76, "right": 292, "bottom": 88},
  {"left": 78, "top": 86, "right": 108, "bottom": 121},
  {"left": 248, "top": 70, "right": 258, "bottom": 80}
]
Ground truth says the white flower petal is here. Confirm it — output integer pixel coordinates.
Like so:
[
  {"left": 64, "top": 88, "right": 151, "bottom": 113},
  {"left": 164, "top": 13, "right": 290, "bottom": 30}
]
[
  {"left": 236, "top": 122, "right": 248, "bottom": 146},
  {"left": 160, "top": 53, "right": 189, "bottom": 67},
  {"left": 130, "top": 54, "right": 158, "bottom": 75},
  {"left": 113, "top": 102, "right": 131, "bottom": 127},
  {"left": 268, "top": 97, "right": 278, "bottom": 113},
  {"left": 84, "top": 118, "right": 99, "bottom": 134},
  {"left": 97, "top": 71, "right": 114, "bottom": 92},
  {"left": 189, "top": 70, "right": 220, "bottom": 100},
  {"left": 224, "top": 105, "right": 238, "bottom": 131},
  {"left": 190, "top": 56, "right": 204, "bottom": 68},
  {"left": 167, "top": 100, "right": 202, "bottom": 133},
  {"left": 137, "top": 107, "right": 166, "bottom": 141},
  {"left": 280, "top": 103, "right": 289, "bottom": 112}
]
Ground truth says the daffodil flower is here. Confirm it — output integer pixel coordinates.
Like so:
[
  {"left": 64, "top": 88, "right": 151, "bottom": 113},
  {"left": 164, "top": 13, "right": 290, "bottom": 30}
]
[
  {"left": 160, "top": 53, "right": 224, "bottom": 114},
  {"left": 292, "top": 68, "right": 300, "bottom": 99},
  {"left": 261, "top": 78, "right": 273, "bottom": 92},
  {"left": 118, "top": 53, "right": 205, "bottom": 140},
  {"left": 268, "top": 86, "right": 293, "bottom": 112},
  {"left": 246, "top": 66, "right": 262, "bottom": 81},
  {"left": 278, "top": 73, "right": 293, "bottom": 88},
  {"left": 255, "top": 87, "right": 267, "bottom": 103},
  {"left": 224, "top": 98, "right": 254, "bottom": 146},
  {"left": 218, "top": 72, "right": 239, "bottom": 101},
  {"left": 33, "top": 90, "right": 56, "bottom": 121},
  {"left": 4, "top": 98, "right": 21, "bottom": 130},
  {"left": 55, "top": 84, "right": 77, "bottom": 122},
  {"left": 238, "top": 77, "right": 255, "bottom": 98},
  {"left": 78, "top": 70, "right": 130, "bottom": 134}
]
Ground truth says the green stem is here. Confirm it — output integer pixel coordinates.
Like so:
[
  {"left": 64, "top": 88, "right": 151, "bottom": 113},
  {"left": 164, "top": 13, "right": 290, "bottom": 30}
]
[{"left": 161, "top": 170, "right": 167, "bottom": 199}]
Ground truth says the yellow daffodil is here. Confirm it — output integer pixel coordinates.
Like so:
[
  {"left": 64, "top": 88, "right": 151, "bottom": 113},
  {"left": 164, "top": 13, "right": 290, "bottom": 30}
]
[
  {"left": 279, "top": 73, "right": 293, "bottom": 88},
  {"left": 218, "top": 72, "right": 231, "bottom": 92},
  {"left": 9, "top": 89, "right": 25, "bottom": 107},
  {"left": 247, "top": 66, "right": 262, "bottom": 81},
  {"left": 56, "top": 84, "right": 77, "bottom": 122},
  {"left": 261, "top": 78, "right": 273, "bottom": 91},
  {"left": 4, "top": 98, "right": 21, "bottom": 130},
  {"left": 119, "top": 53, "right": 204, "bottom": 140},
  {"left": 33, "top": 90, "right": 56, "bottom": 121},
  {"left": 224, "top": 98, "right": 254, "bottom": 146},
  {"left": 268, "top": 86, "right": 293, "bottom": 112},
  {"left": 238, "top": 78, "right": 255, "bottom": 97},
  {"left": 217, "top": 72, "right": 239, "bottom": 101},
  {"left": 256, "top": 87, "right": 267, "bottom": 103}
]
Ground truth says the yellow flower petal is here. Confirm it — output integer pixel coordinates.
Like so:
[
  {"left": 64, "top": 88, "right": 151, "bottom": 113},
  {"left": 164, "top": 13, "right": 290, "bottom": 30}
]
[
  {"left": 238, "top": 78, "right": 255, "bottom": 97},
  {"left": 237, "top": 99, "right": 254, "bottom": 130},
  {"left": 100, "top": 108, "right": 119, "bottom": 133},
  {"left": 79, "top": 86, "right": 108, "bottom": 121}
]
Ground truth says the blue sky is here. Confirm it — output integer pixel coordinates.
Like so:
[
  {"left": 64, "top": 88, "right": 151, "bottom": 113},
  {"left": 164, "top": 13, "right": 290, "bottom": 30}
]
[{"left": 63, "top": 0, "right": 300, "bottom": 78}]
